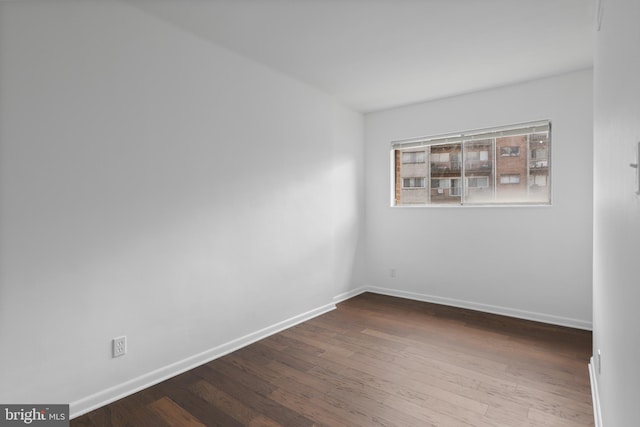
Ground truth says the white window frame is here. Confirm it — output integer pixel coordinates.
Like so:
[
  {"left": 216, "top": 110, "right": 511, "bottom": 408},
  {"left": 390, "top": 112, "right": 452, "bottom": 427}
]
[{"left": 390, "top": 120, "right": 551, "bottom": 207}]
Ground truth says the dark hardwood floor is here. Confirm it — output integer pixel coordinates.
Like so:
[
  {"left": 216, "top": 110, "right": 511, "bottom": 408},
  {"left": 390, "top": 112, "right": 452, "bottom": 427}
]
[{"left": 71, "top": 293, "right": 593, "bottom": 426}]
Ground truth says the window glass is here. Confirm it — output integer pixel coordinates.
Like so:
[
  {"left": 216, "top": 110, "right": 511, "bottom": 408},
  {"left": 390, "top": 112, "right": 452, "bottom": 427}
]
[
  {"left": 392, "top": 121, "right": 550, "bottom": 206},
  {"left": 500, "top": 146, "right": 520, "bottom": 156}
]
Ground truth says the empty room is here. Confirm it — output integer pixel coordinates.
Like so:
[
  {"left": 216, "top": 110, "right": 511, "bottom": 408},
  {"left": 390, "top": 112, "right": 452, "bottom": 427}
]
[{"left": 1, "top": 0, "right": 638, "bottom": 426}]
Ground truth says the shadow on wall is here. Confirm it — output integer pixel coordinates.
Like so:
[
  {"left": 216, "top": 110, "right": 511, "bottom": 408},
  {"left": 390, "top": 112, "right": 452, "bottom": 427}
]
[{"left": 0, "top": 135, "right": 362, "bottom": 404}]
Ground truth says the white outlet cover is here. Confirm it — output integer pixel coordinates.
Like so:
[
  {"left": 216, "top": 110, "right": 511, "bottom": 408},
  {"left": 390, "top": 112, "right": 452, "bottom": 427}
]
[{"left": 113, "top": 336, "right": 127, "bottom": 358}]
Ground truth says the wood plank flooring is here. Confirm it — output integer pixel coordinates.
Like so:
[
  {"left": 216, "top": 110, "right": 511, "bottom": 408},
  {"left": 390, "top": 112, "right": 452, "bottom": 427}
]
[{"left": 71, "top": 293, "right": 594, "bottom": 426}]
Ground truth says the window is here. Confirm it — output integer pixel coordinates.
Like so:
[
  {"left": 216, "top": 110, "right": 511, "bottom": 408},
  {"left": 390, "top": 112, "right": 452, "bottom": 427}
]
[
  {"left": 500, "top": 146, "right": 520, "bottom": 156},
  {"left": 450, "top": 178, "right": 461, "bottom": 196},
  {"left": 430, "top": 178, "right": 449, "bottom": 188},
  {"left": 468, "top": 177, "right": 489, "bottom": 187},
  {"left": 392, "top": 121, "right": 551, "bottom": 206},
  {"left": 466, "top": 151, "right": 489, "bottom": 161},
  {"left": 431, "top": 152, "right": 450, "bottom": 163},
  {"left": 403, "top": 177, "right": 425, "bottom": 188},
  {"left": 500, "top": 174, "right": 521, "bottom": 184},
  {"left": 429, "top": 178, "right": 461, "bottom": 197},
  {"left": 531, "top": 174, "right": 547, "bottom": 186},
  {"left": 531, "top": 148, "right": 547, "bottom": 159},
  {"left": 402, "top": 151, "right": 425, "bottom": 164}
]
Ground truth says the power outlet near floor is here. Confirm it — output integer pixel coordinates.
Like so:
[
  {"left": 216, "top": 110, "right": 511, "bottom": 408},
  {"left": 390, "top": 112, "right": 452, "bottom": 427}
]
[{"left": 113, "top": 336, "right": 127, "bottom": 358}]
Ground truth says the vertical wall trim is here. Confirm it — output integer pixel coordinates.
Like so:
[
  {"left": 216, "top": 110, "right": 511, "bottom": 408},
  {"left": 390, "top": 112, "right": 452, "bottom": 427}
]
[{"left": 589, "top": 357, "right": 604, "bottom": 427}]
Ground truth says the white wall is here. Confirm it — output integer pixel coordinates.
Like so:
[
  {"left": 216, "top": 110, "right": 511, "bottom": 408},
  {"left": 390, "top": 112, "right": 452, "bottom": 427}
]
[
  {"left": 0, "top": 0, "right": 363, "bottom": 415},
  {"left": 364, "top": 70, "right": 593, "bottom": 328},
  {"left": 593, "top": 0, "right": 640, "bottom": 424}
]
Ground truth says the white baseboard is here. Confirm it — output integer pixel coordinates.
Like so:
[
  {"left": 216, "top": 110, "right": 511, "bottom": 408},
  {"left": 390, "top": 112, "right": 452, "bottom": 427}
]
[
  {"left": 589, "top": 357, "right": 603, "bottom": 427},
  {"left": 70, "top": 285, "right": 592, "bottom": 419},
  {"left": 361, "top": 286, "right": 592, "bottom": 330},
  {"left": 333, "top": 287, "right": 367, "bottom": 303},
  {"left": 70, "top": 302, "right": 336, "bottom": 419}
]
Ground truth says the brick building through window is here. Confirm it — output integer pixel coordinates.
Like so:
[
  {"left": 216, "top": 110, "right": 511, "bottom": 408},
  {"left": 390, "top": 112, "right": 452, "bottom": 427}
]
[{"left": 392, "top": 121, "right": 550, "bottom": 206}]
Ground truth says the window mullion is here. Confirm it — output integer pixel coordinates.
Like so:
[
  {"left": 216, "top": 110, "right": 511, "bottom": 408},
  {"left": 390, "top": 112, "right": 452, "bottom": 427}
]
[
  {"left": 492, "top": 137, "right": 497, "bottom": 201},
  {"left": 461, "top": 141, "right": 466, "bottom": 205},
  {"left": 427, "top": 146, "right": 431, "bottom": 204}
]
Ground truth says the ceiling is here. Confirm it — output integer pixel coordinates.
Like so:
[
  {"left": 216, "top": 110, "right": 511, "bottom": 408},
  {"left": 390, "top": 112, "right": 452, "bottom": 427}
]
[{"left": 125, "top": 0, "right": 595, "bottom": 113}]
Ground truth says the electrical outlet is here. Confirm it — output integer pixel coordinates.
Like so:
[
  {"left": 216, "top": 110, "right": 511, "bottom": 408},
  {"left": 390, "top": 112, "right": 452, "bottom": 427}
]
[
  {"left": 390, "top": 268, "right": 397, "bottom": 278},
  {"left": 113, "top": 336, "right": 127, "bottom": 358}
]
